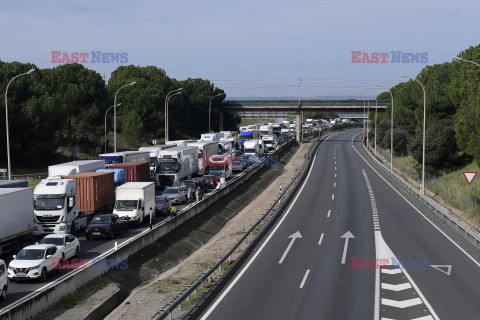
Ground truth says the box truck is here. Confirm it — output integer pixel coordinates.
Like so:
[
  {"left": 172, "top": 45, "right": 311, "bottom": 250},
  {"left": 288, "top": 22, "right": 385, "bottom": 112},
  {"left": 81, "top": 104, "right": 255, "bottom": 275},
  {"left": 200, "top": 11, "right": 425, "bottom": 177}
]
[
  {"left": 113, "top": 182, "right": 155, "bottom": 225},
  {"left": 238, "top": 129, "right": 259, "bottom": 150},
  {"left": 165, "top": 140, "right": 196, "bottom": 147},
  {"left": 48, "top": 160, "right": 105, "bottom": 178},
  {"left": 218, "top": 139, "right": 234, "bottom": 155},
  {"left": 33, "top": 172, "right": 115, "bottom": 235},
  {"left": 208, "top": 155, "right": 233, "bottom": 180},
  {"left": 109, "top": 162, "right": 150, "bottom": 183},
  {"left": 139, "top": 145, "right": 174, "bottom": 178},
  {"left": 156, "top": 146, "right": 199, "bottom": 187},
  {"left": 98, "top": 151, "right": 149, "bottom": 166},
  {"left": 186, "top": 141, "right": 219, "bottom": 175},
  {"left": 259, "top": 125, "right": 273, "bottom": 137},
  {"left": 0, "top": 188, "right": 34, "bottom": 255}
]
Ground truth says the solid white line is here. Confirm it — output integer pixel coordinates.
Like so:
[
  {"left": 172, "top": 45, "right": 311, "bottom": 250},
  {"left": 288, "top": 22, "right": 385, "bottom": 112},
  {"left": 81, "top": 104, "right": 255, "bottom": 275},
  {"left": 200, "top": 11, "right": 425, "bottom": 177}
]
[
  {"left": 200, "top": 133, "right": 336, "bottom": 319},
  {"left": 318, "top": 233, "right": 324, "bottom": 245},
  {"left": 334, "top": 182, "right": 336, "bottom": 188},
  {"left": 327, "top": 209, "right": 331, "bottom": 217},
  {"left": 299, "top": 269, "right": 310, "bottom": 288},
  {"left": 332, "top": 194, "right": 335, "bottom": 200},
  {"left": 352, "top": 133, "right": 480, "bottom": 270}
]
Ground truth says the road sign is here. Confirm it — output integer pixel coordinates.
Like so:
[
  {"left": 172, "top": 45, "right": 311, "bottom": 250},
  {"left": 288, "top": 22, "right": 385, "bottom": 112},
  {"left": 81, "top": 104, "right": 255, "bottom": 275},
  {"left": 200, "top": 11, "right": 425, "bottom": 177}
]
[
  {"left": 95, "top": 147, "right": 101, "bottom": 154},
  {"left": 152, "top": 139, "right": 157, "bottom": 145},
  {"left": 0, "top": 169, "right": 6, "bottom": 173},
  {"left": 463, "top": 172, "right": 477, "bottom": 185}
]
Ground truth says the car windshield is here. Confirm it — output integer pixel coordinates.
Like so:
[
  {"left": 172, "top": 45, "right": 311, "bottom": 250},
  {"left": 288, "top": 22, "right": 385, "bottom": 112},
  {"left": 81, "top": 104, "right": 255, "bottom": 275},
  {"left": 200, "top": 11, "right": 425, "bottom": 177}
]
[
  {"left": 210, "top": 165, "right": 226, "bottom": 171},
  {"left": 244, "top": 148, "right": 256, "bottom": 154},
  {"left": 115, "top": 200, "right": 138, "bottom": 210},
  {"left": 34, "top": 198, "right": 64, "bottom": 210},
  {"left": 156, "top": 197, "right": 167, "bottom": 204},
  {"left": 164, "top": 187, "right": 179, "bottom": 194},
  {"left": 16, "top": 248, "right": 45, "bottom": 260},
  {"left": 39, "top": 237, "right": 64, "bottom": 246},
  {"left": 91, "top": 216, "right": 112, "bottom": 224},
  {"left": 239, "top": 135, "right": 252, "bottom": 141},
  {"left": 150, "top": 157, "right": 157, "bottom": 167}
]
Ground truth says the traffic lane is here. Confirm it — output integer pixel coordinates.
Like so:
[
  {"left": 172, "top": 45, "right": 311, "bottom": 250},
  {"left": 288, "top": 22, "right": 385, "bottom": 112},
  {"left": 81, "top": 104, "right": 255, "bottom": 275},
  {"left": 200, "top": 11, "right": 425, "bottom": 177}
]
[
  {"left": 350, "top": 130, "right": 480, "bottom": 319},
  {"left": 198, "top": 132, "right": 349, "bottom": 319},
  {"left": 294, "top": 131, "right": 375, "bottom": 319}
]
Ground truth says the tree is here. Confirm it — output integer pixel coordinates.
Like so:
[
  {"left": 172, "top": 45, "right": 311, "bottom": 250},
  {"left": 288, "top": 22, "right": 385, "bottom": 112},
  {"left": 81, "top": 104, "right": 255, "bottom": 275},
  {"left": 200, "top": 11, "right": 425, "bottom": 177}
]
[{"left": 121, "top": 110, "right": 145, "bottom": 149}]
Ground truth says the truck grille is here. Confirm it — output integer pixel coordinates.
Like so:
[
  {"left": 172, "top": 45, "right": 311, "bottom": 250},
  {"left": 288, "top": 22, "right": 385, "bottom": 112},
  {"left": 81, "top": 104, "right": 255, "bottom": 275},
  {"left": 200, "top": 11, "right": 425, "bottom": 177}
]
[
  {"left": 37, "top": 215, "right": 60, "bottom": 223},
  {"left": 158, "top": 175, "right": 175, "bottom": 187}
]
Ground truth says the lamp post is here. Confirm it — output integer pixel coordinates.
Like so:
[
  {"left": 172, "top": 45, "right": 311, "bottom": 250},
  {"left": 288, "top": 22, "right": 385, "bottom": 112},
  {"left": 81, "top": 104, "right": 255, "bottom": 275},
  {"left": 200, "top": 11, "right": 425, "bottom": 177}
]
[
  {"left": 362, "top": 89, "right": 370, "bottom": 148},
  {"left": 374, "top": 83, "right": 394, "bottom": 171},
  {"left": 5, "top": 68, "right": 35, "bottom": 180},
  {"left": 401, "top": 74, "right": 426, "bottom": 194},
  {"left": 105, "top": 103, "right": 121, "bottom": 153},
  {"left": 113, "top": 81, "right": 136, "bottom": 153},
  {"left": 164, "top": 88, "right": 182, "bottom": 142},
  {"left": 453, "top": 55, "right": 480, "bottom": 67},
  {"left": 356, "top": 92, "right": 367, "bottom": 142},
  {"left": 209, "top": 93, "right": 223, "bottom": 132}
]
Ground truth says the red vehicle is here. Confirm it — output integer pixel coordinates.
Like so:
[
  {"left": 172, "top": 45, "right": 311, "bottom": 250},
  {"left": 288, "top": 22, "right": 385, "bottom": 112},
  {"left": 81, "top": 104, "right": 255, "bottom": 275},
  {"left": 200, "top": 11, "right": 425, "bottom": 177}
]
[{"left": 203, "top": 175, "right": 220, "bottom": 189}]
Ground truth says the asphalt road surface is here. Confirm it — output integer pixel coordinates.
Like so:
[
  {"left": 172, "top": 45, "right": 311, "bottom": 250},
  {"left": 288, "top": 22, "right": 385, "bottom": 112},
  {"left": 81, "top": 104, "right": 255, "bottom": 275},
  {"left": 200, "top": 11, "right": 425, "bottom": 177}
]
[{"left": 194, "top": 129, "right": 480, "bottom": 320}]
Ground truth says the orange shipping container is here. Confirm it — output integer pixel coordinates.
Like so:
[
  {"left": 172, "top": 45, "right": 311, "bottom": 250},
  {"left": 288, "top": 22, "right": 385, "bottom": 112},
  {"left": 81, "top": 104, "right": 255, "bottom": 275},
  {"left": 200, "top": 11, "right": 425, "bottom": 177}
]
[
  {"left": 63, "top": 172, "right": 115, "bottom": 213},
  {"left": 110, "top": 162, "right": 150, "bottom": 182}
]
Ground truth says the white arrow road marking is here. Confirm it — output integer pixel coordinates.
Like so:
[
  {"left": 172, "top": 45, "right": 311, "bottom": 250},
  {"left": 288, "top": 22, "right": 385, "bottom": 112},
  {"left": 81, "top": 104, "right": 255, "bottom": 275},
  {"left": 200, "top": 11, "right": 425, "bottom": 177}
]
[
  {"left": 278, "top": 231, "right": 302, "bottom": 264},
  {"left": 299, "top": 269, "right": 310, "bottom": 288},
  {"left": 412, "top": 316, "right": 435, "bottom": 320},
  {"left": 381, "top": 268, "right": 402, "bottom": 274},
  {"left": 340, "top": 231, "right": 354, "bottom": 264},
  {"left": 381, "top": 283, "right": 412, "bottom": 291},
  {"left": 381, "top": 298, "right": 422, "bottom": 308},
  {"left": 430, "top": 265, "right": 452, "bottom": 276}
]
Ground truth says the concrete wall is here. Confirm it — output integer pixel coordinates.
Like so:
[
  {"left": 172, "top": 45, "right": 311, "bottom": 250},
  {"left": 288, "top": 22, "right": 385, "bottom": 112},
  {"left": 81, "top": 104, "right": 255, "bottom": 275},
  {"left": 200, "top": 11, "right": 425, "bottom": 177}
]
[{"left": 0, "top": 141, "right": 293, "bottom": 320}]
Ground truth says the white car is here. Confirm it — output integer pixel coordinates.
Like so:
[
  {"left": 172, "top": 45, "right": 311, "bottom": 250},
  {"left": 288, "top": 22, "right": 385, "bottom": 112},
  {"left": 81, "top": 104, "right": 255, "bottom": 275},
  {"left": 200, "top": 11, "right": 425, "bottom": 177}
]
[
  {"left": 8, "top": 244, "right": 62, "bottom": 282},
  {"left": 0, "top": 260, "right": 7, "bottom": 300},
  {"left": 38, "top": 234, "right": 80, "bottom": 259}
]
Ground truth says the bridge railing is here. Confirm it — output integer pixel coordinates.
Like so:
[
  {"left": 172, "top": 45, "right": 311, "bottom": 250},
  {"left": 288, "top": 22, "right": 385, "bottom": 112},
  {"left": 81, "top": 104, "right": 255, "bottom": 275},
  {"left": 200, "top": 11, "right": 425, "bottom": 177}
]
[{"left": 221, "top": 99, "right": 389, "bottom": 107}]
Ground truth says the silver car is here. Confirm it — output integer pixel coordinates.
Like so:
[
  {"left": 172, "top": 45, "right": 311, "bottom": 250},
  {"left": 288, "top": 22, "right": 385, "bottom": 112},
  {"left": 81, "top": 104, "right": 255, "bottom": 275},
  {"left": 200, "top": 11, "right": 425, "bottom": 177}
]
[{"left": 162, "top": 187, "right": 186, "bottom": 204}]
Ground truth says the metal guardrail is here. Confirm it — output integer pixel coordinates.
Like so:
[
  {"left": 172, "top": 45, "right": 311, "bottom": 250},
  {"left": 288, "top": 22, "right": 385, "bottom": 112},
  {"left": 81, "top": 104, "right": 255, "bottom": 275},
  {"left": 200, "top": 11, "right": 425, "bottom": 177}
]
[
  {"left": 0, "top": 172, "right": 47, "bottom": 180},
  {"left": 361, "top": 142, "right": 480, "bottom": 247},
  {"left": 151, "top": 133, "right": 329, "bottom": 320}
]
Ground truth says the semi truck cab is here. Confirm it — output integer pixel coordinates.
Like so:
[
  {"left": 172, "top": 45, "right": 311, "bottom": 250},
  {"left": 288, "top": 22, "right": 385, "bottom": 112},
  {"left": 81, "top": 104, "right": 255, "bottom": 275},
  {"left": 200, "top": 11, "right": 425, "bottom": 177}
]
[{"left": 33, "top": 179, "right": 78, "bottom": 235}]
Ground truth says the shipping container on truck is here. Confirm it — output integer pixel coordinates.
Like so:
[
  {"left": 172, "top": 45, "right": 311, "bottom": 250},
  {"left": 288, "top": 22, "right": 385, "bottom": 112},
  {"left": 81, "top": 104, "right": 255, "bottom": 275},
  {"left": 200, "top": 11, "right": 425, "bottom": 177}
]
[
  {"left": 48, "top": 160, "right": 106, "bottom": 178},
  {"left": 96, "top": 169, "right": 127, "bottom": 186},
  {"left": 0, "top": 188, "right": 34, "bottom": 255},
  {"left": 33, "top": 171, "right": 115, "bottom": 235},
  {"left": 109, "top": 162, "right": 150, "bottom": 183}
]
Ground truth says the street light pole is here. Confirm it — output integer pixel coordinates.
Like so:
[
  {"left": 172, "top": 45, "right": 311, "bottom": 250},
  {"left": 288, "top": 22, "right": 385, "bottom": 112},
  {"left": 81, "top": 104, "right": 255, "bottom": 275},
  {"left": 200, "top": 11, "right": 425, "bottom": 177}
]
[
  {"left": 362, "top": 89, "right": 370, "bottom": 148},
  {"left": 356, "top": 92, "right": 367, "bottom": 143},
  {"left": 105, "top": 103, "right": 121, "bottom": 153},
  {"left": 209, "top": 93, "right": 223, "bottom": 133},
  {"left": 113, "top": 81, "right": 136, "bottom": 153},
  {"left": 164, "top": 88, "right": 182, "bottom": 142},
  {"left": 374, "top": 83, "right": 394, "bottom": 171},
  {"left": 401, "top": 74, "right": 426, "bottom": 194},
  {"left": 375, "top": 98, "right": 377, "bottom": 156},
  {"left": 453, "top": 55, "right": 480, "bottom": 67},
  {"left": 4, "top": 68, "right": 35, "bottom": 180}
]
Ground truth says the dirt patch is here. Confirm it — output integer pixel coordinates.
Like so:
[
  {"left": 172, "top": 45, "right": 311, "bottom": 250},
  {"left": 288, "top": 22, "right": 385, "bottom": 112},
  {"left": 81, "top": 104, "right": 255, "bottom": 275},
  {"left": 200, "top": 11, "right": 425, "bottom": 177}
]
[{"left": 105, "top": 141, "right": 312, "bottom": 320}]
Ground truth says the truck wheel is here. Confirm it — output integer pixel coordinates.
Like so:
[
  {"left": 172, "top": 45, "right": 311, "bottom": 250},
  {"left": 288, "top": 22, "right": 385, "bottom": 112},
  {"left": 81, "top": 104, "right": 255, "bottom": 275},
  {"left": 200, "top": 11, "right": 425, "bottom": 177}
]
[
  {"left": 40, "top": 268, "right": 47, "bottom": 282},
  {"left": 1, "top": 286, "right": 7, "bottom": 301}
]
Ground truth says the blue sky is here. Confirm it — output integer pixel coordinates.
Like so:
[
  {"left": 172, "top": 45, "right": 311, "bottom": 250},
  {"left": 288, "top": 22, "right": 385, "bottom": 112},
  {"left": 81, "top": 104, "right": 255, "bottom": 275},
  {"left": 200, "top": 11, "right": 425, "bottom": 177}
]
[{"left": 1, "top": 0, "right": 478, "bottom": 98}]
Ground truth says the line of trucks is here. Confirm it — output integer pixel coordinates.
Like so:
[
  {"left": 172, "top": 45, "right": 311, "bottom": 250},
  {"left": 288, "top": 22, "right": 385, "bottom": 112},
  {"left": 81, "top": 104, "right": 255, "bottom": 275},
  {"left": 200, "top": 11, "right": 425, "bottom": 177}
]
[{"left": 0, "top": 125, "right": 294, "bottom": 257}]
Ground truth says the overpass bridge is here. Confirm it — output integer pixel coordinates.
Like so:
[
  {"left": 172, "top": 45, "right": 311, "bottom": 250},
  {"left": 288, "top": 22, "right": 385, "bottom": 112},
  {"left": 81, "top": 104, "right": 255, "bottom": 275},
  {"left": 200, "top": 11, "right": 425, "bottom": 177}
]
[{"left": 217, "top": 100, "right": 388, "bottom": 140}]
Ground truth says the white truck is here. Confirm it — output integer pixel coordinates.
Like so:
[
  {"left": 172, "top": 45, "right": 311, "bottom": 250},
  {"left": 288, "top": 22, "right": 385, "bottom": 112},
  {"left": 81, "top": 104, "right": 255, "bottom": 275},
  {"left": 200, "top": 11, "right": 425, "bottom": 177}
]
[
  {"left": 139, "top": 145, "right": 174, "bottom": 179},
  {"left": 48, "top": 160, "right": 105, "bottom": 177},
  {"left": 259, "top": 125, "right": 273, "bottom": 137},
  {"left": 243, "top": 140, "right": 260, "bottom": 157},
  {"left": 113, "top": 182, "right": 155, "bottom": 226},
  {"left": 272, "top": 123, "right": 282, "bottom": 137},
  {"left": 99, "top": 151, "right": 149, "bottom": 166},
  {"left": 208, "top": 155, "right": 233, "bottom": 180},
  {"left": 218, "top": 140, "right": 234, "bottom": 155},
  {"left": 200, "top": 133, "right": 224, "bottom": 142},
  {"left": 186, "top": 141, "right": 219, "bottom": 175},
  {"left": 165, "top": 140, "right": 196, "bottom": 147},
  {"left": 156, "top": 146, "right": 199, "bottom": 187},
  {"left": 0, "top": 188, "right": 34, "bottom": 255},
  {"left": 262, "top": 135, "right": 277, "bottom": 151}
]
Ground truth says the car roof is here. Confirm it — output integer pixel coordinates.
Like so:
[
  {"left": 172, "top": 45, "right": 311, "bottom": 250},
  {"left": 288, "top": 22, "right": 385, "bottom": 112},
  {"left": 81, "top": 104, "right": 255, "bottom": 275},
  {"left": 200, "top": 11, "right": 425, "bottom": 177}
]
[{"left": 43, "top": 234, "right": 67, "bottom": 239}]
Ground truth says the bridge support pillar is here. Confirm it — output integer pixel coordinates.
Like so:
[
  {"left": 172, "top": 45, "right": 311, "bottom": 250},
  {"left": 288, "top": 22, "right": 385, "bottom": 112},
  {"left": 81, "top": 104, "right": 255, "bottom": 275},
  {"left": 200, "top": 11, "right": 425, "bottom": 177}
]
[
  {"left": 296, "top": 112, "right": 301, "bottom": 142},
  {"left": 219, "top": 111, "right": 224, "bottom": 131}
]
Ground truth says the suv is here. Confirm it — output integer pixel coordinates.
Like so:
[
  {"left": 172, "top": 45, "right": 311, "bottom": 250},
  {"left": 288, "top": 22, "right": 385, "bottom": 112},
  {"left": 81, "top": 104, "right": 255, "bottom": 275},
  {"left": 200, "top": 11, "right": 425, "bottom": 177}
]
[
  {"left": 203, "top": 175, "right": 219, "bottom": 189},
  {"left": 8, "top": 244, "right": 62, "bottom": 282},
  {"left": 0, "top": 260, "right": 7, "bottom": 300},
  {"left": 192, "top": 177, "right": 209, "bottom": 192},
  {"left": 86, "top": 214, "right": 129, "bottom": 239}
]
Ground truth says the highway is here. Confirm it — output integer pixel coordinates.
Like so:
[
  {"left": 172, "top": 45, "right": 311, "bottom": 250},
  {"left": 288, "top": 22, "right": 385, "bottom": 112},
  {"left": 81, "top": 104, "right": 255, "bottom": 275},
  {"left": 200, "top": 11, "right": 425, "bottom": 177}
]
[
  {"left": 0, "top": 172, "right": 244, "bottom": 308},
  {"left": 193, "top": 129, "right": 480, "bottom": 320}
]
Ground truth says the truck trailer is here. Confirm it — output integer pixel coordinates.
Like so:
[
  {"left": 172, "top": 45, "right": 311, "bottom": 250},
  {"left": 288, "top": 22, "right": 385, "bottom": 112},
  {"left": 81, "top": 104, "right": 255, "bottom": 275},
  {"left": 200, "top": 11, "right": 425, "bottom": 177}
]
[
  {"left": 48, "top": 160, "right": 105, "bottom": 178},
  {"left": 156, "top": 146, "right": 199, "bottom": 187},
  {"left": 109, "top": 162, "right": 150, "bottom": 183},
  {"left": 98, "top": 151, "right": 149, "bottom": 166},
  {"left": 0, "top": 188, "right": 34, "bottom": 255},
  {"left": 186, "top": 141, "right": 219, "bottom": 175}
]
